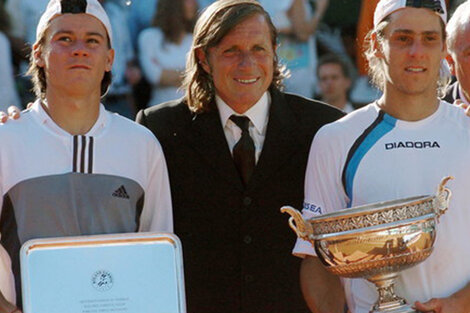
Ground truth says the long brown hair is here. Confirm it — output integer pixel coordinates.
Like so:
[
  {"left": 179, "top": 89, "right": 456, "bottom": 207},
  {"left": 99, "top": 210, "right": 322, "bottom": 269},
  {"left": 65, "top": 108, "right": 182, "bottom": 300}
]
[
  {"left": 152, "top": 0, "right": 197, "bottom": 44},
  {"left": 182, "top": 0, "right": 286, "bottom": 113}
]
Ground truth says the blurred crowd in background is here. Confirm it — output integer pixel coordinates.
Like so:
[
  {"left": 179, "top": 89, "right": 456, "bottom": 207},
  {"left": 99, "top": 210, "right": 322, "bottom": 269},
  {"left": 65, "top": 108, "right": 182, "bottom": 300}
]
[{"left": 0, "top": 0, "right": 466, "bottom": 118}]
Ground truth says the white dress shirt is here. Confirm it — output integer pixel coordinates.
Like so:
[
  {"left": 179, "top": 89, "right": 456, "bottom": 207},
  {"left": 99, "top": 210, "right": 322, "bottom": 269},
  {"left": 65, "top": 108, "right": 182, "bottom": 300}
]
[{"left": 216, "top": 92, "right": 270, "bottom": 163}]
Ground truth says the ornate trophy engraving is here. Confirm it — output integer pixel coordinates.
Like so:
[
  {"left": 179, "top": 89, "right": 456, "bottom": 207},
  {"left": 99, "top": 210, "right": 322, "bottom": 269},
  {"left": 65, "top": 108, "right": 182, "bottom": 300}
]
[{"left": 282, "top": 177, "right": 452, "bottom": 313}]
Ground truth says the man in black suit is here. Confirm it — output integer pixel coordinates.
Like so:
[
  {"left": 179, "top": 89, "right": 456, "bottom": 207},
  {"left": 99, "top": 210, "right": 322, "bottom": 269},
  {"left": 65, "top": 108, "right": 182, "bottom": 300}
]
[
  {"left": 137, "top": 1, "right": 344, "bottom": 312},
  {"left": 444, "top": 1, "right": 470, "bottom": 105}
]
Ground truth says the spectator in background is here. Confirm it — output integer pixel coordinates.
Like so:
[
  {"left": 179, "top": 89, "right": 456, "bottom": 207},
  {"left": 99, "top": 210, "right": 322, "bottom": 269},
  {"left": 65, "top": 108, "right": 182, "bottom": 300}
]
[
  {"left": 127, "top": 0, "right": 211, "bottom": 50},
  {"left": 260, "top": 0, "right": 329, "bottom": 98},
  {"left": 101, "top": 0, "right": 141, "bottom": 119},
  {"left": 4, "top": 0, "right": 24, "bottom": 42},
  {"left": 0, "top": 3, "right": 20, "bottom": 112},
  {"left": 356, "top": 0, "right": 380, "bottom": 78},
  {"left": 316, "top": 53, "right": 356, "bottom": 113},
  {"left": 444, "top": 0, "right": 470, "bottom": 105},
  {"left": 138, "top": 0, "right": 198, "bottom": 107},
  {"left": 5, "top": 0, "right": 49, "bottom": 104},
  {"left": 4, "top": 0, "right": 29, "bottom": 64},
  {"left": 315, "top": 0, "right": 360, "bottom": 92},
  {"left": 350, "top": 0, "right": 382, "bottom": 105},
  {"left": 4, "top": 0, "right": 49, "bottom": 60},
  {"left": 127, "top": 0, "right": 158, "bottom": 49}
]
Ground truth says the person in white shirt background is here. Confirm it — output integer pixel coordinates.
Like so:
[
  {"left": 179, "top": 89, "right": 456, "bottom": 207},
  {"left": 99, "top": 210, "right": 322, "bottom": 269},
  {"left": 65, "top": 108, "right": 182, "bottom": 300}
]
[
  {"left": 138, "top": 0, "right": 198, "bottom": 107},
  {"left": 259, "top": 0, "right": 329, "bottom": 98}
]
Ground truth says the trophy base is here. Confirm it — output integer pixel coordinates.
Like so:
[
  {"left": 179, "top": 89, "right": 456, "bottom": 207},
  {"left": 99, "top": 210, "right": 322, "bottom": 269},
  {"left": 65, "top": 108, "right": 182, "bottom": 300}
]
[
  {"left": 368, "top": 273, "right": 418, "bottom": 313},
  {"left": 370, "top": 303, "right": 417, "bottom": 313}
]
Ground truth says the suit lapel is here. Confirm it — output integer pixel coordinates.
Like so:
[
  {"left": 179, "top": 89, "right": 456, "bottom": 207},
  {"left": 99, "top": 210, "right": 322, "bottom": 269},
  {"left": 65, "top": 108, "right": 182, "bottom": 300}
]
[
  {"left": 248, "top": 90, "right": 301, "bottom": 189},
  {"left": 184, "top": 107, "right": 244, "bottom": 191},
  {"left": 455, "top": 83, "right": 460, "bottom": 101},
  {"left": 181, "top": 91, "right": 302, "bottom": 191}
]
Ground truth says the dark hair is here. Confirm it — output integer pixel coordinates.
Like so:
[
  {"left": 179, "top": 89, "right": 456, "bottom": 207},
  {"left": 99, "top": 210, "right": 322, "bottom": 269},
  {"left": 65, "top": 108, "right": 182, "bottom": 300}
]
[
  {"left": 27, "top": 2, "right": 112, "bottom": 100},
  {"left": 182, "top": 0, "right": 287, "bottom": 113},
  {"left": 0, "top": 3, "right": 10, "bottom": 33},
  {"left": 317, "top": 54, "right": 351, "bottom": 79},
  {"left": 61, "top": 0, "right": 87, "bottom": 13},
  {"left": 152, "top": 0, "right": 197, "bottom": 44}
]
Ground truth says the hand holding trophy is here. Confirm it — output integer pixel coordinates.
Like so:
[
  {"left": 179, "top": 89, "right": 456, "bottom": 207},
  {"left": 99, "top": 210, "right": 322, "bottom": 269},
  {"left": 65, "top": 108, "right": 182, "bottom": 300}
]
[{"left": 282, "top": 177, "right": 452, "bottom": 313}]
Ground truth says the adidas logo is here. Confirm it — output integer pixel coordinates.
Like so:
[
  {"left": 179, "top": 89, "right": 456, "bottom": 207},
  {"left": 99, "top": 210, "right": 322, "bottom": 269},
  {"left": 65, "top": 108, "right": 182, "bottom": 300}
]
[{"left": 112, "top": 185, "right": 130, "bottom": 199}]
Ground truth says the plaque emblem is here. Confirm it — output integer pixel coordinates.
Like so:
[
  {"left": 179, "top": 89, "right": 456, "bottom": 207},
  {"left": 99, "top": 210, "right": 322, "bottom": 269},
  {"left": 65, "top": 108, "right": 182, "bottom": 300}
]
[{"left": 91, "top": 270, "right": 113, "bottom": 291}]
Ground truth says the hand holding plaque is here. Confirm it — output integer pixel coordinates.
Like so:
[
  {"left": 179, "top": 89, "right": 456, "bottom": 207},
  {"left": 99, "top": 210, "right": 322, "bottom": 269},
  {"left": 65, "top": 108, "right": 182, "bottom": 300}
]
[{"left": 21, "top": 232, "right": 186, "bottom": 313}]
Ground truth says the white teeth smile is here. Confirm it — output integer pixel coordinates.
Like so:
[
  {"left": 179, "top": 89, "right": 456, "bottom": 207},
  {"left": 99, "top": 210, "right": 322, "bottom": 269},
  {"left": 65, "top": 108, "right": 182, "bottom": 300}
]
[
  {"left": 236, "top": 78, "right": 258, "bottom": 84},
  {"left": 406, "top": 68, "right": 425, "bottom": 72}
]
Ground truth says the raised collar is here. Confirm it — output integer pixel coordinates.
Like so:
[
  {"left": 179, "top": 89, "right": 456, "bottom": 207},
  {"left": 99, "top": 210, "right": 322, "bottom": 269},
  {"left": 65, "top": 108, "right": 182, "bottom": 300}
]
[{"left": 30, "top": 99, "right": 109, "bottom": 137}]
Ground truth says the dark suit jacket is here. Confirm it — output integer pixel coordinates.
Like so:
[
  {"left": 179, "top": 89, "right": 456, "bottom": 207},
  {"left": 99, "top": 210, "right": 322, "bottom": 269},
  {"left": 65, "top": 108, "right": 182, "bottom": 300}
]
[
  {"left": 136, "top": 88, "right": 344, "bottom": 313},
  {"left": 443, "top": 81, "right": 460, "bottom": 104}
]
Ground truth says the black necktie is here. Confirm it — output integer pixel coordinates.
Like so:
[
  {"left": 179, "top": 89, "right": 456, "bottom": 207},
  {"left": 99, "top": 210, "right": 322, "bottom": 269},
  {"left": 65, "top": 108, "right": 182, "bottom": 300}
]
[{"left": 230, "top": 115, "right": 255, "bottom": 186}]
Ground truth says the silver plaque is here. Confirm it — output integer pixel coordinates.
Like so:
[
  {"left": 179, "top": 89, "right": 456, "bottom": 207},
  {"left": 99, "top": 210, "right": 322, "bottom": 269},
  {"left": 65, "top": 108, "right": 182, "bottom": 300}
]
[{"left": 20, "top": 232, "right": 186, "bottom": 313}]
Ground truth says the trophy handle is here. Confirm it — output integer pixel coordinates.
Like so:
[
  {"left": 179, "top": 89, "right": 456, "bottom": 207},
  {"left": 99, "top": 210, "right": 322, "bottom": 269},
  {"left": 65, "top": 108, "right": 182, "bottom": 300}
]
[
  {"left": 280, "top": 206, "right": 313, "bottom": 241},
  {"left": 434, "top": 176, "right": 453, "bottom": 221}
]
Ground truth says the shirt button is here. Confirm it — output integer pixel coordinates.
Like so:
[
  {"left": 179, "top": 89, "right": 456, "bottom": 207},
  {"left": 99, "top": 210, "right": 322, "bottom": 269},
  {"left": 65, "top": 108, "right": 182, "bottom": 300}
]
[
  {"left": 243, "top": 196, "right": 252, "bottom": 206},
  {"left": 245, "top": 275, "right": 254, "bottom": 283},
  {"left": 243, "top": 235, "right": 252, "bottom": 244}
]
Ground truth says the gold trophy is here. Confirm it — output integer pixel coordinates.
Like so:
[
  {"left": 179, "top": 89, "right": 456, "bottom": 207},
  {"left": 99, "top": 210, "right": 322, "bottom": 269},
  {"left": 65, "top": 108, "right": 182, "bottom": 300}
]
[{"left": 282, "top": 177, "right": 452, "bottom": 313}]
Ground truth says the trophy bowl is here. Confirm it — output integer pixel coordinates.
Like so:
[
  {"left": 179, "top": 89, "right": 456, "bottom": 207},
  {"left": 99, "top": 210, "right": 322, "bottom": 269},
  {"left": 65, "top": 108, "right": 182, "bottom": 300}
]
[{"left": 282, "top": 177, "right": 452, "bottom": 313}]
